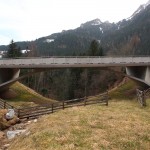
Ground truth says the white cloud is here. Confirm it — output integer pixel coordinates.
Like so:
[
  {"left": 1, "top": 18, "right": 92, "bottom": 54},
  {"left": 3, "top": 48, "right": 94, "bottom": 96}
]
[{"left": 0, "top": 0, "right": 148, "bottom": 45}]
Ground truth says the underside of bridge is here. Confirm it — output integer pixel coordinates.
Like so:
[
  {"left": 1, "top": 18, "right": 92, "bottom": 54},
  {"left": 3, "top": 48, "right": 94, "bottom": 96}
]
[
  {"left": 0, "top": 68, "right": 20, "bottom": 92},
  {"left": 0, "top": 66, "right": 149, "bottom": 94},
  {"left": 126, "top": 66, "right": 150, "bottom": 87}
]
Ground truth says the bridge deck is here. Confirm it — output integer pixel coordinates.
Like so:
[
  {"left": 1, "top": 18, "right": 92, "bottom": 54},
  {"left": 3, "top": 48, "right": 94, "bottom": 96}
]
[{"left": 0, "top": 56, "right": 149, "bottom": 68}]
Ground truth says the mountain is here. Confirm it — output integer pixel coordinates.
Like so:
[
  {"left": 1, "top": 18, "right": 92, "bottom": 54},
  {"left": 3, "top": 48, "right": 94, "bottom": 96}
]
[
  {"left": 104, "top": 2, "right": 150, "bottom": 55},
  {"left": 127, "top": 0, "right": 150, "bottom": 20},
  {"left": 0, "top": 1, "right": 150, "bottom": 56}
]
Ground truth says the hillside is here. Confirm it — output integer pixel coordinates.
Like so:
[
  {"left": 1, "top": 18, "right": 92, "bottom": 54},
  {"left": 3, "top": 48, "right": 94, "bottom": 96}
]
[
  {"left": 5, "top": 80, "right": 150, "bottom": 150},
  {"left": 4, "top": 82, "right": 56, "bottom": 108}
]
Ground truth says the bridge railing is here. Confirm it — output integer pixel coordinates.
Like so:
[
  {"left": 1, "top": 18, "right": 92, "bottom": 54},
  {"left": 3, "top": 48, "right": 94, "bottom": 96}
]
[
  {"left": 0, "top": 56, "right": 149, "bottom": 66},
  {"left": 1, "top": 55, "right": 150, "bottom": 59}
]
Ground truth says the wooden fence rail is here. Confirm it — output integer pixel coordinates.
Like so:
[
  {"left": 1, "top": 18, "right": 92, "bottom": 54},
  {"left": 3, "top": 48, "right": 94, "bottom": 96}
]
[
  {"left": 0, "top": 99, "right": 15, "bottom": 109},
  {"left": 18, "top": 92, "right": 109, "bottom": 119},
  {"left": 0, "top": 92, "right": 109, "bottom": 119}
]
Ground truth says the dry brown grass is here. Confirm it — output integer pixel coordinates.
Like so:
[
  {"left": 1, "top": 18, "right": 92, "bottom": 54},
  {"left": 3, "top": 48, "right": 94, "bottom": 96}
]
[
  {"left": 8, "top": 98, "right": 150, "bottom": 150},
  {"left": 2, "top": 79, "right": 149, "bottom": 149}
]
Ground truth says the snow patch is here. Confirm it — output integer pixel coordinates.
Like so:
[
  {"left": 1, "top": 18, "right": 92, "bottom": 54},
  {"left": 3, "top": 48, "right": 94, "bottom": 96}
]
[
  {"left": 21, "top": 49, "right": 30, "bottom": 54},
  {"left": 143, "top": 0, "right": 150, "bottom": 8},
  {"left": 91, "top": 19, "right": 102, "bottom": 26},
  {"left": 117, "top": 25, "right": 120, "bottom": 30},
  {"left": 44, "top": 39, "right": 54, "bottom": 43},
  {"left": 98, "top": 40, "right": 101, "bottom": 43},
  {"left": 126, "top": 0, "right": 150, "bottom": 21},
  {"left": 99, "top": 27, "right": 103, "bottom": 34}
]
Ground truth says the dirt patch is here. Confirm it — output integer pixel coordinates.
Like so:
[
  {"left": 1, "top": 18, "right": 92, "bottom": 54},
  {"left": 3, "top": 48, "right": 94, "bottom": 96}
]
[
  {"left": 0, "top": 118, "right": 38, "bottom": 150},
  {"left": 0, "top": 131, "right": 4, "bottom": 138},
  {"left": 0, "top": 109, "right": 20, "bottom": 149}
]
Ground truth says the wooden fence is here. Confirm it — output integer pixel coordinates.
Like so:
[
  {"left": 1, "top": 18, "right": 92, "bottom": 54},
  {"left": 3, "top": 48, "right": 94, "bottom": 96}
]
[
  {"left": 0, "top": 98, "right": 14, "bottom": 109},
  {"left": 18, "top": 92, "right": 109, "bottom": 119},
  {"left": 136, "top": 88, "right": 150, "bottom": 107},
  {"left": 0, "top": 92, "right": 109, "bottom": 119}
]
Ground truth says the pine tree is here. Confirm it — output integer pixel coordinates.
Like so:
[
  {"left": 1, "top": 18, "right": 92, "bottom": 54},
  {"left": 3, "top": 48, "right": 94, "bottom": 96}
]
[
  {"left": 7, "top": 40, "right": 22, "bottom": 58},
  {"left": 88, "top": 40, "right": 104, "bottom": 56},
  {"left": 98, "top": 46, "right": 104, "bottom": 56},
  {"left": 88, "top": 40, "right": 99, "bottom": 56}
]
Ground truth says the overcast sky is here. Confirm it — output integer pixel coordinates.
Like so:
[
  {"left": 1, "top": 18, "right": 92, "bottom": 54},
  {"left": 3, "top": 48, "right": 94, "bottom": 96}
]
[{"left": 0, "top": 0, "right": 149, "bottom": 45}]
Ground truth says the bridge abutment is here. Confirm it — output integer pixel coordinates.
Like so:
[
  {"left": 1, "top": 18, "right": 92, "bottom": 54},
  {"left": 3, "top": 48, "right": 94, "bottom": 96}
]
[{"left": 126, "top": 66, "right": 150, "bottom": 85}]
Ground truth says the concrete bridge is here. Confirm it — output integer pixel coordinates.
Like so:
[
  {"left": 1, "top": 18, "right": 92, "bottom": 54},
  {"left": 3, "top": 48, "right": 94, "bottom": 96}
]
[
  {"left": 0, "top": 56, "right": 150, "bottom": 91},
  {"left": 0, "top": 56, "right": 149, "bottom": 68}
]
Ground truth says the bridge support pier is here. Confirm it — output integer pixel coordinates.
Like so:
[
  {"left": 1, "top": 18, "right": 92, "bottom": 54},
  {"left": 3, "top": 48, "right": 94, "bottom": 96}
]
[{"left": 0, "top": 68, "right": 20, "bottom": 92}]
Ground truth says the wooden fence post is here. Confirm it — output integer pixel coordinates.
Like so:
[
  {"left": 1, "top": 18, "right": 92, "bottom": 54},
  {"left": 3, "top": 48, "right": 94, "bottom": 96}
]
[
  {"left": 136, "top": 89, "right": 146, "bottom": 107},
  {"left": 18, "top": 109, "right": 20, "bottom": 118},
  {"left": 84, "top": 97, "right": 87, "bottom": 106},
  {"left": 51, "top": 104, "right": 53, "bottom": 113},
  {"left": 4, "top": 101, "right": 6, "bottom": 109},
  {"left": 106, "top": 98, "right": 108, "bottom": 106},
  {"left": 142, "top": 91, "right": 146, "bottom": 107},
  {"left": 106, "top": 91, "right": 108, "bottom": 106},
  {"left": 62, "top": 101, "right": 65, "bottom": 109}
]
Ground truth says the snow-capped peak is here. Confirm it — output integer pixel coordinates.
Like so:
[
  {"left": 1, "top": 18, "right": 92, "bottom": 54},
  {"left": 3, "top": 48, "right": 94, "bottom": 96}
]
[
  {"left": 91, "top": 19, "right": 102, "bottom": 25},
  {"left": 127, "top": 0, "right": 150, "bottom": 20},
  {"left": 143, "top": 0, "right": 150, "bottom": 8},
  {"left": 80, "top": 19, "right": 102, "bottom": 28}
]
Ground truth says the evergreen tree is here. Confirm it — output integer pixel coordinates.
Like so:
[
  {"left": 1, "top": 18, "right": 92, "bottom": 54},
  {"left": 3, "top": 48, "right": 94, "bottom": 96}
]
[
  {"left": 88, "top": 40, "right": 104, "bottom": 56},
  {"left": 98, "top": 46, "right": 104, "bottom": 56},
  {"left": 7, "top": 40, "right": 22, "bottom": 58},
  {"left": 88, "top": 40, "right": 99, "bottom": 56}
]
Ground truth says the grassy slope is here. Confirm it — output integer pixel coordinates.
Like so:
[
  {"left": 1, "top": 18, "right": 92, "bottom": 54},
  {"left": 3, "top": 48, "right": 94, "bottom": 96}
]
[
  {"left": 109, "top": 78, "right": 138, "bottom": 100},
  {"left": 6, "top": 82, "right": 56, "bottom": 108},
  {"left": 0, "top": 82, "right": 56, "bottom": 130},
  {"left": 8, "top": 79, "right": 150, "bottom": 150}
]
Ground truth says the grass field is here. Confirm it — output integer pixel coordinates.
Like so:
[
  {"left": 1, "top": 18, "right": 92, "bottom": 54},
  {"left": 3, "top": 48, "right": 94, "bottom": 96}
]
[
  {"left": 8, "top": 99, "right": 150, "bottom": 150},
  {"left": 1, "top": 79, "right": 149, "bottom": 150}
]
